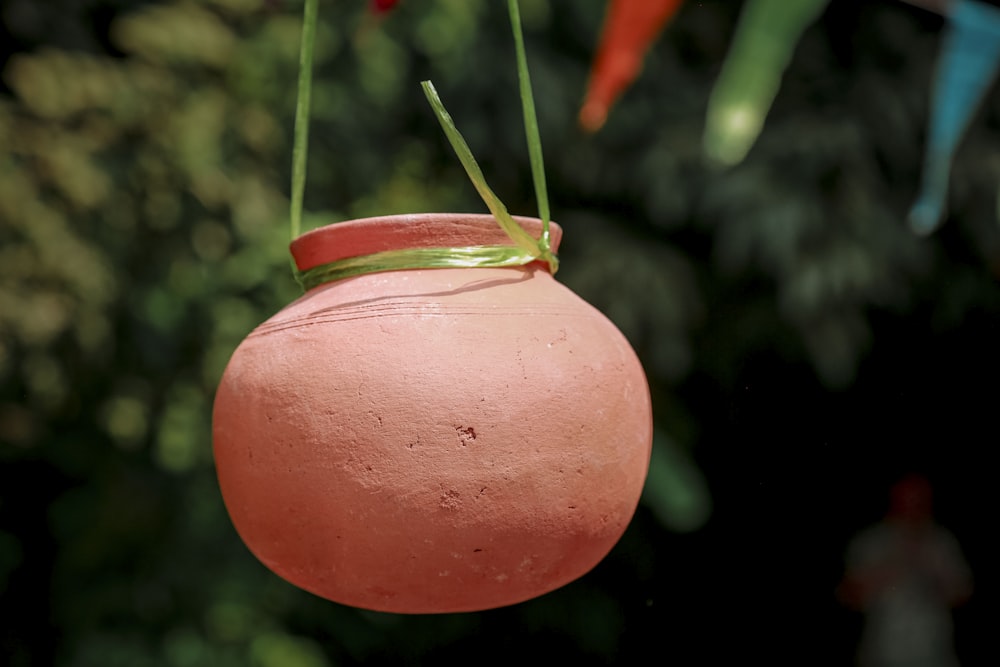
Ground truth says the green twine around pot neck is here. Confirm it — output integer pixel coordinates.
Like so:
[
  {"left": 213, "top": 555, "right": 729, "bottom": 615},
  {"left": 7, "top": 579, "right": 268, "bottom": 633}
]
[
  {"left": 296, "top": 241, "right": 556, "bottom": 292},
  {"left": 288, "top": 0, "right": 557, "bottom": 292}
]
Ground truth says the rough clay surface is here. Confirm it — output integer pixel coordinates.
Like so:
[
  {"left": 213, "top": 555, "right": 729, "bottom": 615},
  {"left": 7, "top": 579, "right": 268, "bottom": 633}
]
[{"left": 213, "top": 214, "right": 653, "bottom": 613}]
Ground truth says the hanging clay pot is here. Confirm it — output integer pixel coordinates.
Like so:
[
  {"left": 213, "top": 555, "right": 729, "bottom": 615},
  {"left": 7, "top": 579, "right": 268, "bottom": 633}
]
[{"left": 213, "top": 213, "right": 653, "bottom": 614}]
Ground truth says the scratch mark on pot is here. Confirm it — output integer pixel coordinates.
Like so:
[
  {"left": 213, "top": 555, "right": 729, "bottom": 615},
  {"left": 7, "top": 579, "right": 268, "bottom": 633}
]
[
  {"left": 456, "top": 425, "right": 476, "bottom": 446},
  {"left": 515, "top": 349, "right": 527, "bottom": 379},
  {"left": 439, "top": 488, "right": 461, "bottom": 510},
  {"left": 366, "top": 585, "right": 396, "bottom": 600},
  {"left": 547, "top": 328, "right": 568, "bottom": 348}
]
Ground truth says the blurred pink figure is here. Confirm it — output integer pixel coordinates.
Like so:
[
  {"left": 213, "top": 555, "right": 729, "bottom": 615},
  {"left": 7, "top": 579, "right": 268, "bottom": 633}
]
[{"left": 838, "top": 474, "right": 972, "bottom": 667}]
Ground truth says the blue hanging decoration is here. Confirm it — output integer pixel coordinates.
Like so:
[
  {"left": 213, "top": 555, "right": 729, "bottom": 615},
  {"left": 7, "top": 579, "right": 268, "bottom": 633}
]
[{"left": 910, "top": 0, "right": 1000, "bottom": 234}]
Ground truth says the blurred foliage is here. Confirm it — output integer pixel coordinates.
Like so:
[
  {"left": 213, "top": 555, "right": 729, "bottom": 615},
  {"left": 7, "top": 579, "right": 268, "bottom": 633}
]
[
  {"left": 1, "top": 0, "right": 999, "bottom": 665},
  {"left": 641, "top": 429, "right": 711, "bottom": 533}
]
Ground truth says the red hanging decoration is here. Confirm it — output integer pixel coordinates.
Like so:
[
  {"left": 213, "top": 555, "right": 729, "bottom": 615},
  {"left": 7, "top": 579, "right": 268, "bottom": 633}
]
[
  {"left": 579, "top": 0, "right": 686, "bottom": 132},
  {"left": 370, "top": 0, "right": 400, "bottom": 14}
]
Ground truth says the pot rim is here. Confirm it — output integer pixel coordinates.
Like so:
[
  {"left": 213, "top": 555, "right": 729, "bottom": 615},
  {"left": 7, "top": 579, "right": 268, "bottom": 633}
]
[{"left": 290, "top": 213, "right": 563, "bottom": 273}]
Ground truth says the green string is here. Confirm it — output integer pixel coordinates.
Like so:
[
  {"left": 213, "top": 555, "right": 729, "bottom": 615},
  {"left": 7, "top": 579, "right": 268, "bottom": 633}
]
[
  {"left": 289, "top": 0, "right": 317, "bottom": 244},
  {"left": 508, "top": 0, "right": 552, "bottom": 254},
  {"left": 289, "top": 0, "right": 558, "bottom": 290},
  {"left": 297, "top": 245, "right": 546, "bottom": 291}
]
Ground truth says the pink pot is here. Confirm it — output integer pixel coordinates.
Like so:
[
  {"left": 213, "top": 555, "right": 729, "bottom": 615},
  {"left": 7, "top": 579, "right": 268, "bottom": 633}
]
[{"left": 212, "top": 213, "right": 652, "bottom": 613}]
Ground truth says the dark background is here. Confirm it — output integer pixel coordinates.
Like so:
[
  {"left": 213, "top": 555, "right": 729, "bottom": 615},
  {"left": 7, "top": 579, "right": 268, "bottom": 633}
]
[{"left": 1, "top": 0, "right": 997, "bottom": 664}]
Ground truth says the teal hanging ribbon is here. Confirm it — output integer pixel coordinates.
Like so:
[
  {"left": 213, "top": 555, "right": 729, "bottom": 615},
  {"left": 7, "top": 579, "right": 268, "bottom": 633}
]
[{"left": 909, "top": 0, "right": 1000, "bottom": 234}]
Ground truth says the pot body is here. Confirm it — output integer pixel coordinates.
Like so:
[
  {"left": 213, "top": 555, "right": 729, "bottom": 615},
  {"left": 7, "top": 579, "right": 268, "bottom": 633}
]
[{"left": 213, "top": 213, "right": 652, "bottom": 613}]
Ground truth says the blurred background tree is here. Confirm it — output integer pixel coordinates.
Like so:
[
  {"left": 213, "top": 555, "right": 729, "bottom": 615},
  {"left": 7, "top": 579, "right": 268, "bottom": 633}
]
[{"left": 0, "top": 0, "right": 997, "bottom": 665}]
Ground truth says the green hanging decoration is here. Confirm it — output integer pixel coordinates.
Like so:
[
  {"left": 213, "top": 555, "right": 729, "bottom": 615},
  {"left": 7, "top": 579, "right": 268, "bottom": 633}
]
[
  {"left": 702, "top": 0, "right": 832, "bottom": 167},
  {"left": 641, "top": 430, "right": 712, "bottom": 533}
]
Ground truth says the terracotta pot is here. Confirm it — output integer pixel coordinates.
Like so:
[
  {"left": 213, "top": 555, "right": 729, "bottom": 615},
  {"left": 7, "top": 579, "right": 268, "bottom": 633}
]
[{"left": 212, "top": 213, "right": 652, "bottom": 613}]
